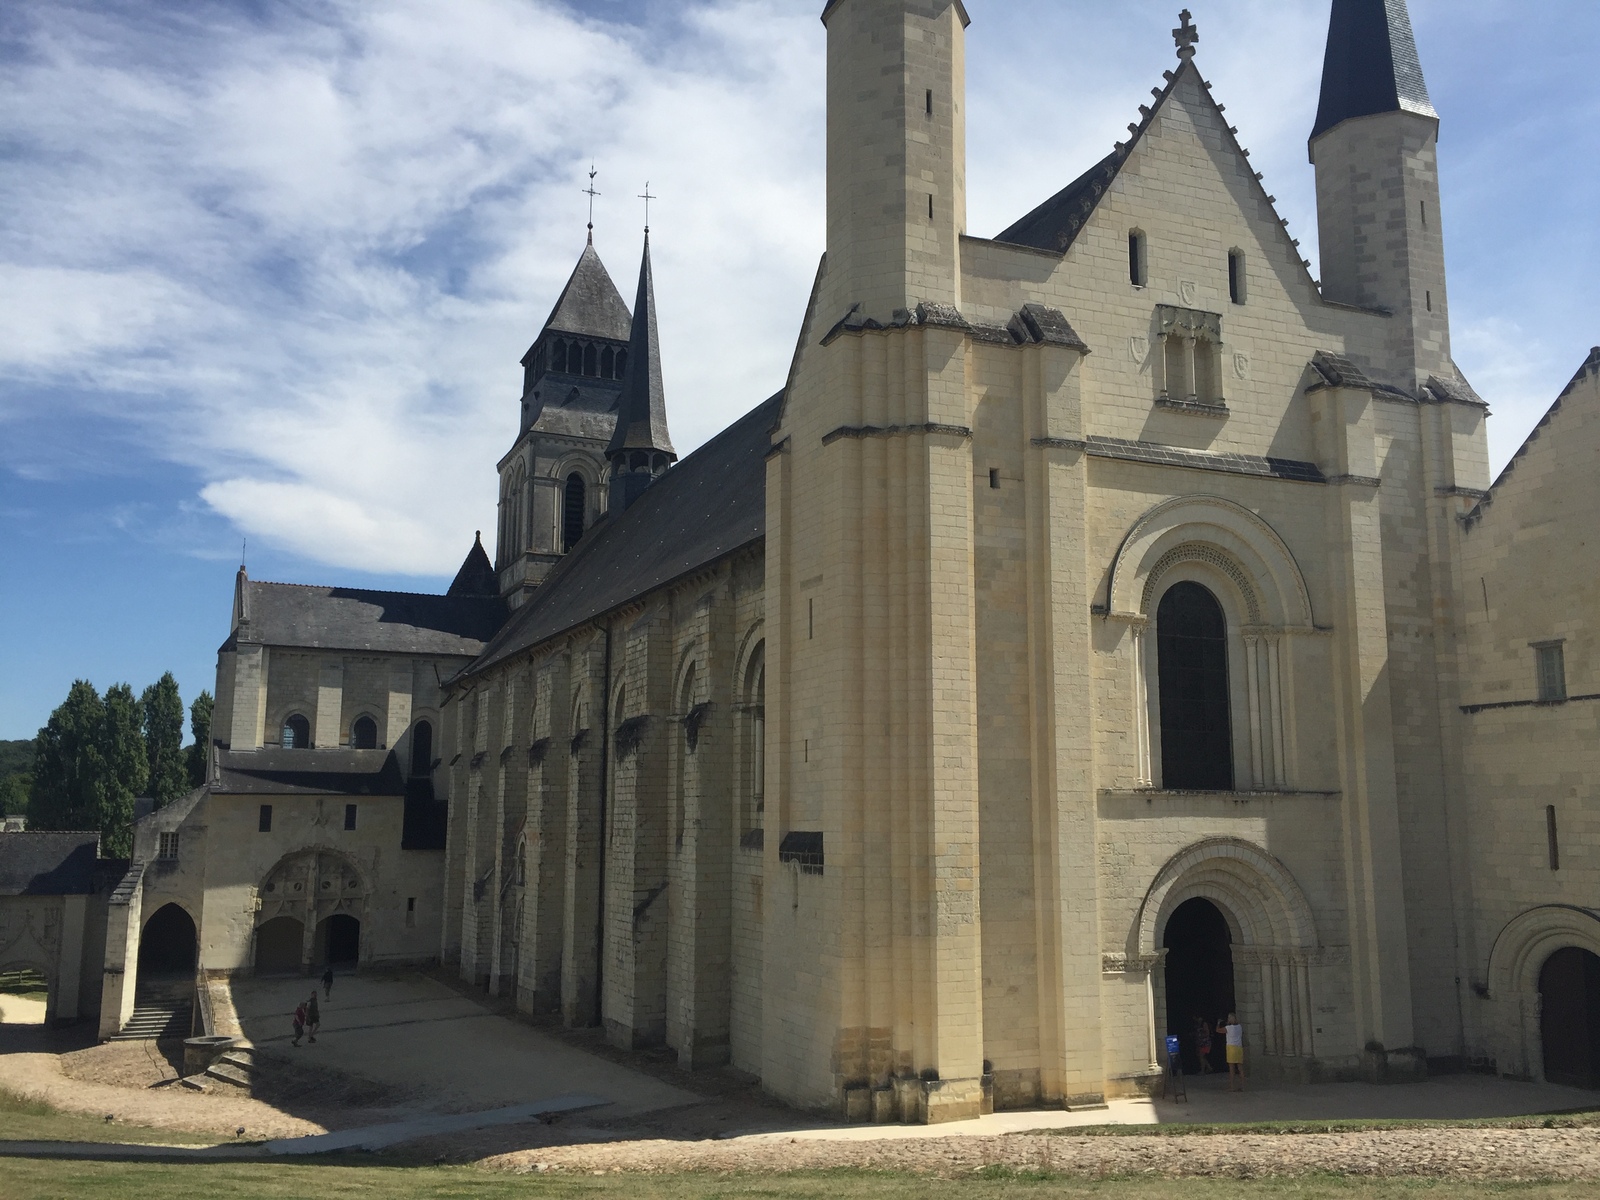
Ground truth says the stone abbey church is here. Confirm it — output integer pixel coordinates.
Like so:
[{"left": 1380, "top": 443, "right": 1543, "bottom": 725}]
[{"left": 28, "top": 0, "right": 1595, "bottom": 1121}]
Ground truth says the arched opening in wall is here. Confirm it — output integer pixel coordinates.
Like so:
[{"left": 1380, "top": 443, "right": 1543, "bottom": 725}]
[
  {"left": 282, "top": 714, "right": 311, "bottom": 750},
  {"left": 254, "top": 916, "right": 304, "bottom": 975},
  {"left": 1157, "top": 581, "right": 1234, "bottom": 790},
  {"left": 563, "top": 473, "right": 587, "bottom": 553},
  {"left": 313, "top": 915, "right": 361, "bottom": 968},
  {"left": 0, "top": 967, "right": 50, "bottom": 1026},
  {"left": 138, "top": 903, "right": 197, "bottom": 979},
  {"left": 1540, "top": 947, "right": 1600, "bottom": 1088},
  {"left": 615, "top": 348, "right": 628, "bottom": 377},
  {"left": 551, "top": 339, "right": 568, "bottom": 373},
  {"left": 583, "top": 343, "right": 598, "bottom": 376},
  {"left": 742, "top": 643, "right": 766, "bottom": 833},
  {"left": 410, "top": 720, "right": 433, "bottom": 776},
  {"left": 1163, "top": 897, "right": 1236, "bottom": 1076},
  {"left": 351, "top": 715, "right": 378, "bottom": 750},
  {"left": 601, "top": 346, "right": 615, "bottom": 379}
]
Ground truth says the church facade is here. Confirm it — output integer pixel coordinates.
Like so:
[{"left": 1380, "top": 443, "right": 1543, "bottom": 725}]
[{"left": 99, "top": 0, "right": 1600, "bottom": 1121}]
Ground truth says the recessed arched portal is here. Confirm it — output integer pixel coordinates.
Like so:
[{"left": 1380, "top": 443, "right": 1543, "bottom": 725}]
[
  {"left": 254, "top": 916, "right": 304, "bottom": 975},
  {"left": 1541, "top": 947, "right": 1600, "bottom": 1089},
  {"left": 314, "top": 914, "right": 361, "bottom": 968},
  {"left": 1163, "top": 897, "right": 1236, "bottom": 1074},
  {"left": 138, "top": 903, "right": 197, "bottom": 977}
]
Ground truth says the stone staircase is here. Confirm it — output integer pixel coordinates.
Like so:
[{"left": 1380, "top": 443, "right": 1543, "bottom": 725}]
[
  {"left": 180, "top": 1046, "right": 258, "bottom": 1093},
  {"left": 111, "top": 977, "right": 193, "bottom": 1041}
]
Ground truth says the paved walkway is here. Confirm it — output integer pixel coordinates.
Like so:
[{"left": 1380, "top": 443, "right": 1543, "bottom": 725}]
[{"left": 230, "top": 972, "right": 697, "bottom": 1119}]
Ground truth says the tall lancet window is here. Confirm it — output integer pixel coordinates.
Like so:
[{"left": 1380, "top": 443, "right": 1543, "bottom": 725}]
[
  {"left": 562, "top": 473, "right": 586, "bottom": 553},
  {"left": 1157, "top": 581, "right": 1233, "bottom": 790}
]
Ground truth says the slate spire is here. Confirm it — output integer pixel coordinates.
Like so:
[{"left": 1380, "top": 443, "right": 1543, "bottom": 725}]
[
  {"left": 447, "top": 531, "right": 498, "bottom": 597},
  {"left": 1311, "top": 0, "right": 1437, "bottom": 144},
  {"left": 607, "top": 232, "right": 676, "bottom": 510}
]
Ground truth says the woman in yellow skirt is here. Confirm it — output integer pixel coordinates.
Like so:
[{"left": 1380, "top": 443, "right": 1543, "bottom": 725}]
[{"left": 1219, "top": 1012, "right": 1244, "bottom": 1091}]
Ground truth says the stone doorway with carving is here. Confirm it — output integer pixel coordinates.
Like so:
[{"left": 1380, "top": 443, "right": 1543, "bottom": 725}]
[{"left": 254, "top": 848, "right": 368, "bottom": 975}]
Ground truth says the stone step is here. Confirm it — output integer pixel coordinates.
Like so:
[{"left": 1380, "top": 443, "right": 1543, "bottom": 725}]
[
  {"left": 205, "top": 1061, "right": 253, "bottom": 1089},
  {"left": 110, "top": 1003, "right": 193, "bottom": 1041},
  {"left": 179, "top": 1075, "right": 209, "bottom": 1092}
]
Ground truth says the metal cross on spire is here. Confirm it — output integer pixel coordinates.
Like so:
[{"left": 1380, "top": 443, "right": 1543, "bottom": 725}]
[
  {"left": 639, "top": 182, "right": 657, "bottom": 234},
  {"left": 584, "top": 165, "right": 601, "bottom": 243},
  {"left": 1173, "top": 9, "right": 1199, "bottom": 59}
]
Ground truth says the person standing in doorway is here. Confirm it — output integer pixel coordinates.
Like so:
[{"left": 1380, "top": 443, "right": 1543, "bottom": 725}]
[
  {"left": 322, "top": 967, "right": 334, "bottom": 1000},
  {"left": 292, "top": 999, "right": 308, "bottom": 1048},
  {"left": 1219, "top": 1013, "right": 1244, "bottom": 1091},
  {"left": 306, "top": 992, "right": 321, "bottom": 1043},
  {"left": 1194, "top": 1015, "right": 1214, "bottom": 1074}
]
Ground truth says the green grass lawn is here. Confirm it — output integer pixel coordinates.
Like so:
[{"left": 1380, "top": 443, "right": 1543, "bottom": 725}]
[
  {"left": 0, "top": 1162, "right": 1594, "bottom": 1200},
  {"left": 0, "top": 1087, "right": 218, "bottom": 1147}
]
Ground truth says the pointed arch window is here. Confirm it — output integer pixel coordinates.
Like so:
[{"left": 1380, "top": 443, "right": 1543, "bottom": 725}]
[
  {"left": 1157, "top": 581, "right": 1233, "bottom": 790},
  {"left": 351, "top": 715, "right": 378, "bottom": 750},
  {"left": 601, "top": 347, "right": 616, "bottom": 379},
  {"left": 563, "top": 473, "right": 587, "bottom": 553},
  {"left": 615, "top": 348, "right": 628, "bottom": 378},
  {"left": 583, "top": 343, "right": 598, "bottom": 376},
  {"left": 551, "top": 340, "right": 568, "bottom": 373}
]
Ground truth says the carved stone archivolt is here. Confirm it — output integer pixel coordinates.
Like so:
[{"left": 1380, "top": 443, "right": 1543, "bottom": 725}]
[{"left": 257, "top": 848, "right": 368, "bottom": 928}]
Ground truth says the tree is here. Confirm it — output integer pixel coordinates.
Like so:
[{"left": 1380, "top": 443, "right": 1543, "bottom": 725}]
[
  {"left": 186, "top": 690, "right": 214, "bottom": 788},
  {"left": 141, "top": 673, "right": 188, "bottom": 807},
  {"left": 29, "top": 681, "right": 108, "bottom": 835},
  {"left": 0, "top": 773, "right": 28, "bottom": 818},
  {"left": 99, "top": 684, "right": 149, "bottom": 858}
]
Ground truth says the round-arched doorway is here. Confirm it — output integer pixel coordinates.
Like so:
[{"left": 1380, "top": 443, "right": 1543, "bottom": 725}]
[
  {"left": 1540, "top": 947, "right": 1600, "bottom": 1089},
  {"left": 138, "top": 904, "right": 197, "bottom": 978},
  {"left": 1164, "top": 897, "right": 1236, "bottom": 1075},
  {"left": 314, "top": 914, "right": 361, "bottom": 968}
]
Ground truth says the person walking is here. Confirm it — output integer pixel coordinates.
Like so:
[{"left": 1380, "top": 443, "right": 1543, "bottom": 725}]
[
  {"left": 292, "top": 999, "right": 308, "bottom": 1048},
  {"left": 1219, "top": 1013, "right": 1244, "bottom": 1091},
  {"left": 322, "top": 967, "right": 334, "bottom": 1000},
  {"left": 306, "top": 992, "right": 321, "bottom": 1044},
  {"left": 1194, "top": 1015, "right": 1214, "bottom": 1074}
]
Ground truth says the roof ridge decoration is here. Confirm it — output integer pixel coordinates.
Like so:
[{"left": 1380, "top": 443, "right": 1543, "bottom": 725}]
[
  {"left": 539, "top": 240, "right": 633, "bottom": 343},
  {"left": 606, "top": 232, "right": 676, "bottom": 460},
  {"left": 993, "top": 15, "right": 1319, "bottom": 290},
  {"left": 1311, "top": 0, "right": 1437, "bottom": 145},
  {"left": 1465, "top": 347, "right": 1600, "bottom": 530}
]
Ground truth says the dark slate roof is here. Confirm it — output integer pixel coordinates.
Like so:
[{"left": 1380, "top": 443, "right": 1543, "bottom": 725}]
[
  {"left": 540, "top": 240, "right": 632, "bottom": 342},
  {"left": 0, "top": 832, "right": 100, "bottom": 896},
  {"left": 466, "top": 391, "right": 782, "bottom": 677},
  {"left": 214, "top": 749, "right": 405, "bottom": 797},
  {"left": 995, "top": 153, "right": 1122, "bottom": 254},
  {"left": 1310, "top": 0, "right": 1436, "bottom": 143},
  {"left": 607, "top": 234, "right": 676, "bottom": 458},
  {"left": 233, "top": 580, "right": 507, "bottom": 656},
  {"left": 448, "top": 532, "right": 498, "bottom": 597}
]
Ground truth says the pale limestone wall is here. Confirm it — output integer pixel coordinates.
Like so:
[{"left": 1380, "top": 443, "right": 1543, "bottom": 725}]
[
  {"left": 1458, "top": 354, "right": 1600, "bottom": 1078},
  {"left": 0, "top": 892, "right": 104, "bottom": 1023}
]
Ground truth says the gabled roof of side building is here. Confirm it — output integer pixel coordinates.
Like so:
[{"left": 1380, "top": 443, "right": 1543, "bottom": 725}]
[
  {"left": 214, "top": 749, "right": 405, "bottom": 797},
  {"left": 463, "top": 391, "right": 782, "bottom": 679},
  {"left": 0, "top": 831, "right": 102, "bottom": 896},
  {"left": 227, "top": 580, "right": 507, "bottom": 658}
]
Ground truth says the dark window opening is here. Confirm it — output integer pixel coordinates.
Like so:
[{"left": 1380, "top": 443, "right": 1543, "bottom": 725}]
[
  {"left": 1228, "top": 250, "right": 1245, "bottom": 304},
  {"left": 778, "top": 830, "right": 824, "bottom": 875},
  {"left": 1157, "top": 581, "right": 1234, "bottom": 790},
  {"left": 989, "top": 468, "right": 1001, "bottom": 489},
  {"left": 259, "top": 804, "right": 273, "bottom": 833},
  {"left": 601, "top": 346, "right": 615, "bottom": 379},
  {"left": 1129, "top": 231, "right": 1147, "bottom": 287},
  {"left": 615, "top": 348, "right": 628, "bottom": 377},
  {"left": 808, "top": 598, "right": 814, "bottom": 640},
  {"left": 1549, "top": 805, "right": 1561, "bottom": 871},
  {"left": 552, "top": 340, "right": 567, "bottom": 373},
  {"left": 282, "top": 714, "right": 311, "bottom": 750},
  {"left": 410, "top": 721, "right": 433, "bottom": 777},
  {"left": 563, "top": 473, "right": 587, "bottom": 553},
  {"left": 1163, "top": 897, "right": 1236, "bottom": 1075},
  {"left": 1421, "top": 200, "right": 1428, "bottom": 229},
  {"left": 1540, "top": 948, "right": 1600, "bottom": 1089},
  {"left": 351, "top": 715, "right": 378, "bottom": 750},
  {"left": 583, "top": 343, "right": 598, "bottom": 376},
  {"left": 928, "top": 194, "right": 934, "bottom": 220},
  {"left": 1426, "top": 290, "right": 1433, "bottom": 312},
  {"left": 926, "top": 88, "right": 933, "bottom": 116},
  {"left": 344, "top": 804, "right": 358, "bottom": 831}
]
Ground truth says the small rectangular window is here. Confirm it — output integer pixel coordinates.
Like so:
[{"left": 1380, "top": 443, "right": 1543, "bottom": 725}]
[
  {"left": 1426, "top": 290, "right": 1433, "bottom": 313},
  {"left": 1129, "top": 231, "right": 1146, "bottom": 287},
  {"left": 157, "top": 832, "right": 179, "bottom": 861},
  {"left": 1535, "top": 643, "right": 1567, "bottom": 702},
  {"left": 406, "top": 896, "right": 417, "bottom": 928},
  {"left": 989, "top": 468, "right": 1001, "bottom": 489},
  {"left": 258, "top": 804, "right": 272, "bottom": 833},
  {"left": 808, "top": 598, "right": 814, "bottom": 640},
  {"left": 926, "top": 88, "right": 933, "bottom": 116},
  {"left": 928, "top": 194, "right": 934, "bottom": 220},
  {"left": 1228, "top": 250, "right": 1246, "bottom": 304},
  {"left": 1547, "top": 806, "right": 1561, "bottom": 871},
  {"left": 344, "top": 803, "right": 358, "bottom": 831},
  {"left": 1421, "top": 200, "right": 1428, "bottom": 229}
]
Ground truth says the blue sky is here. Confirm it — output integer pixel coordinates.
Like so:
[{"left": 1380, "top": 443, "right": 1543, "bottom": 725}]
[{"left": 2, "top": 0, "right": 1596, "bottom": 741}]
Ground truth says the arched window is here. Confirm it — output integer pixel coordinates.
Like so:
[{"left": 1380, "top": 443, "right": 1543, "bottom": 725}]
[
  {"left": 410, "top": 720, "right": 433, "bottom": 776},
  {"left": 282, "top": 714, "right": 311, "bottom": 750},
  {"left": 1157, "top": 581, "right": 1233, "bottom": 790},
  {"left": 601, "top": 347, "right": 615, "bottom": 379},
  {"left": 615, "top": 348, "right": 628, "bottom": 378},
  {"left": 351, "top": 715, "right": 378, "bottom": 750},
  {"left": 551, "top": 339, "right": 567, "bottom": 373},
  {"left": 563, "top": 473, "right": 586, "bottom": 553},
  {"left": 1228, "top": 249, "right": 1247, "bottom": 305},
  {"left": 1129, "top": 229, "right": 1148, "bottom": 287},
  {"left": 583, "top": 343, "right": 598, "bottom": 376}
]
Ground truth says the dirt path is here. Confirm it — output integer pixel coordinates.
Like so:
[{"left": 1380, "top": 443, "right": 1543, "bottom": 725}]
[{"left": 488, "top": 1123, "right": 1600, "bottom": 1181}]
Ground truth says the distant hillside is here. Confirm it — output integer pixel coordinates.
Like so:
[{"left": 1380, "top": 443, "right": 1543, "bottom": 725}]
[{"left": 0, "top": 740, "right": 32, "bottom": 780}]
